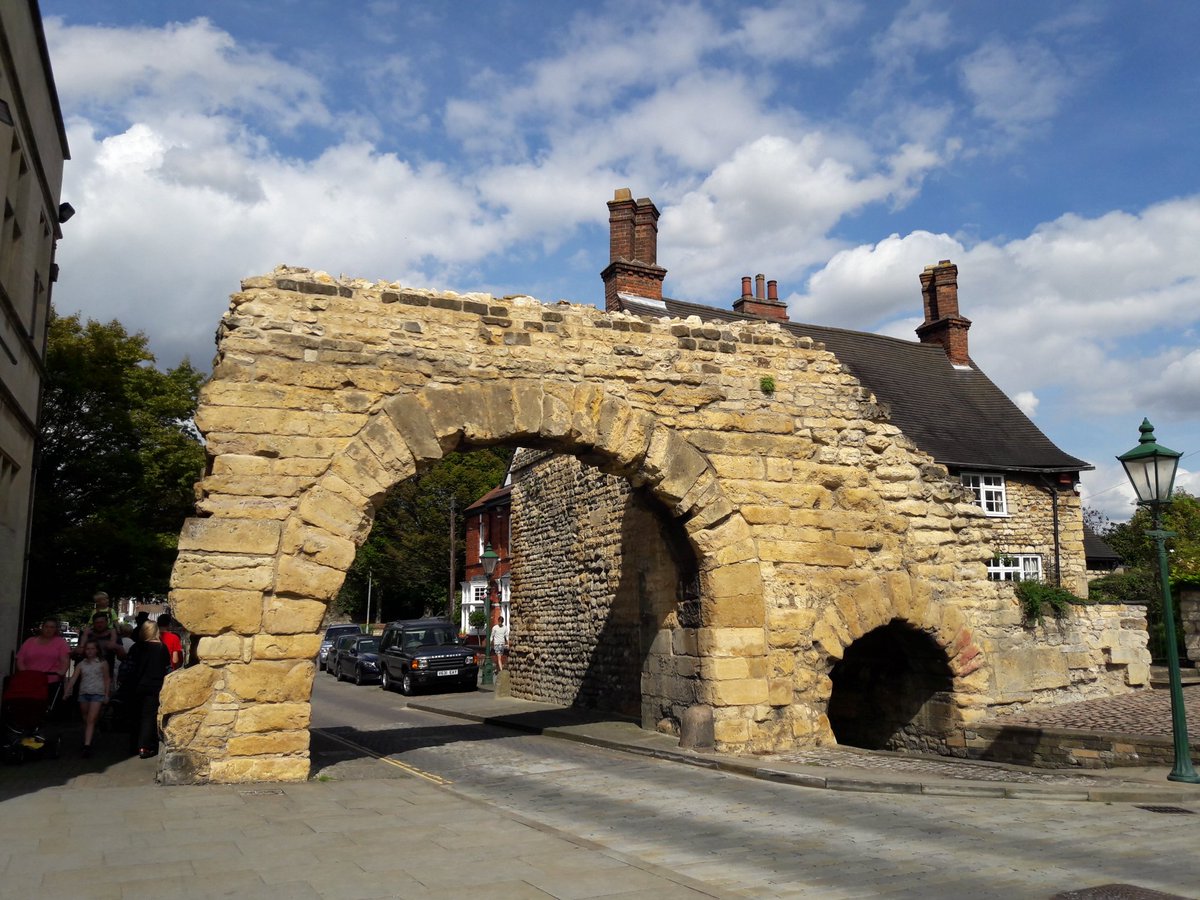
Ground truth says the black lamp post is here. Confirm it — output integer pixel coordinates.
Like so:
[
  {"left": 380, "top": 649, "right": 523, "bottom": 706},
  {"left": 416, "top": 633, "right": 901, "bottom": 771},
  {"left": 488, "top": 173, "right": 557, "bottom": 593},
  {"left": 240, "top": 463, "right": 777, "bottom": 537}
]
[
  {"left": 480, "top": 543, "right": 499, "bottom": 686},
  {"left": 1117, "top": 419, "right": 1199, "bottom": 783}
]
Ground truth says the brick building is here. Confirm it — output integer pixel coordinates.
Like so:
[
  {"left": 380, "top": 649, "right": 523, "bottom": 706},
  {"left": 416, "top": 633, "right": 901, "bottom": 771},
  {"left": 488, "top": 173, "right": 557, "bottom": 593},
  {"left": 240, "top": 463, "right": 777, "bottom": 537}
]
[{"left": 459, "top": 481, "right": 512, "bottom": 639}]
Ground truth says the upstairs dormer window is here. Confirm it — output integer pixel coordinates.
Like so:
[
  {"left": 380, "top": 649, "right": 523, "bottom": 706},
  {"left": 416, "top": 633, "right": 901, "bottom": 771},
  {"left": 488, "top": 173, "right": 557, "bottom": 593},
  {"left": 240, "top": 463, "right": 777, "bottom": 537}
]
[{"left": 961, "top": 473, "right": 1008, "bottom": 516}]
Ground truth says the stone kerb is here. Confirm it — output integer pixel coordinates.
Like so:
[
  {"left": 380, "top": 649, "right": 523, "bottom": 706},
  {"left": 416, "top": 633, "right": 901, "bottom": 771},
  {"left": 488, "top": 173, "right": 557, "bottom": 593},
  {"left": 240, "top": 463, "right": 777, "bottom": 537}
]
[{"left": 166, "top": 297, "right": 771, "bottom": 783}]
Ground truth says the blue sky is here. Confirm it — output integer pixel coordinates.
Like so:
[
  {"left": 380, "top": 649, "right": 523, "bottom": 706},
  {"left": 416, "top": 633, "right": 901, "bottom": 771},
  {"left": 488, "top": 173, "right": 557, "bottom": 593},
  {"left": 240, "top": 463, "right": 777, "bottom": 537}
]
[{"left": 40, "top": 1, "right": 1200, "bottom": 520}]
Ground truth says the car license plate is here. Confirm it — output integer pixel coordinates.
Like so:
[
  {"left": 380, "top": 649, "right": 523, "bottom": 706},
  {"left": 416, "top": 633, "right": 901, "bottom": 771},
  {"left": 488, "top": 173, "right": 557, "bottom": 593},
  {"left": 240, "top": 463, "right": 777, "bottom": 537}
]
[{"left": 437, "top": 669, "right": 459, "bottom": 677}]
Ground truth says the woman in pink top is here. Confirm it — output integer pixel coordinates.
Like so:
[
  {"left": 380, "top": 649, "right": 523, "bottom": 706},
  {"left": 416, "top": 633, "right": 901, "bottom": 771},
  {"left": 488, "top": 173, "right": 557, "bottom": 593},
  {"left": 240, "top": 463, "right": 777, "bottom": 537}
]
[{"left": 16, "top": 618, "right": 71, "bottom": 686}]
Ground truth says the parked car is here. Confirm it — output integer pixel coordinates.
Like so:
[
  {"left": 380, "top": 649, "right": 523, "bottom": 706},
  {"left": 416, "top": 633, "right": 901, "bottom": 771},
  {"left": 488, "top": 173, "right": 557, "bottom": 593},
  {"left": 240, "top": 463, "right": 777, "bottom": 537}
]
[
  {"left": 318, "top": 624, "right": 362, "bottom": 672},
  {"left": 61, "top": 631, "right": 79, "bottom": 649},
  {"left": 332, "top": 635, "right": 382, "bottom": 685},
  {"left": 379, "top": 618, "right": 479, "bottom": 695}
]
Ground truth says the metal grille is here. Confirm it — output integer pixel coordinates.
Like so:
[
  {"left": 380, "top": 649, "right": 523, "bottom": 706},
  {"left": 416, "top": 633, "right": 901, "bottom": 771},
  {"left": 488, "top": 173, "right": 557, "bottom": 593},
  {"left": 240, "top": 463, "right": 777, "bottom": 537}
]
[{"left": 1135, "top": 805, "right": 1195, "bottom": 815}]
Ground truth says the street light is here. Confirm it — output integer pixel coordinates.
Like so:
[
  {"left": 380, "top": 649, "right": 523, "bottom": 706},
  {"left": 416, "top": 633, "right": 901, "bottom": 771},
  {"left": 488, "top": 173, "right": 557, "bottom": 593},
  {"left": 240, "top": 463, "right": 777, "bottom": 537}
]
[
  {"left": 480, "top": 543, "right": 500, "bottom": 686},
  {"left": 1118, "top": 418, "right": 1199, "bottom": 783}
]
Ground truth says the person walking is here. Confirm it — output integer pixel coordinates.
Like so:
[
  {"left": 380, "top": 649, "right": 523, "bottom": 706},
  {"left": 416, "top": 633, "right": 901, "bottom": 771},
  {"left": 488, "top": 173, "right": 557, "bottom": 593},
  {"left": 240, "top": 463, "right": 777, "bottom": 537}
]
[
  {"left": 490, "top": 615, "right": 509, "bottom": 672},
  {"left": 76, "top": 612, "right": 125, "bottom": 678},
  {"left": 61, "top": 641, "right": 110, "bottom": 757},
  {"left": 15, "top": 618, "right": 71, "bottom": 710},
  {"left": 125, "top": 621, "right": 171, "bottom": 759}
]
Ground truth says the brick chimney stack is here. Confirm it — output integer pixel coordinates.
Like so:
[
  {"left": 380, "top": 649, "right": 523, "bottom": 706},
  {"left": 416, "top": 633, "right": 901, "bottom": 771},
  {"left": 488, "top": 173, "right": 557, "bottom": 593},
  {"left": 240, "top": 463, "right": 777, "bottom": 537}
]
[
  {"left": 733, "top": 272, "right": 789, "bottom": 320},
  {"left": 915, "top": 260, "right": 971, "bottom": 365},
  {"left": 602, "top": 188, "right": 667, "bottom": 312}
]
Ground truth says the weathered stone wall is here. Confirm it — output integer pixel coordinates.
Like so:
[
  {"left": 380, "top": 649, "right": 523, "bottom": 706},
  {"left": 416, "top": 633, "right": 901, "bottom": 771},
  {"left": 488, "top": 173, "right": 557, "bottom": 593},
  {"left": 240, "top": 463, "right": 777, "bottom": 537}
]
[
  {"left": 164, "top": 266, "right": 1151, "bottom": 783},
  {"left": 971, "top": 475, "right": 1088, "bottom": 596},
  {"left": 1182, "top": 588, "right": 1200, "bottom": 666},
  {"left": 507, "top": 449, "right": 691, "bottom": 728}
]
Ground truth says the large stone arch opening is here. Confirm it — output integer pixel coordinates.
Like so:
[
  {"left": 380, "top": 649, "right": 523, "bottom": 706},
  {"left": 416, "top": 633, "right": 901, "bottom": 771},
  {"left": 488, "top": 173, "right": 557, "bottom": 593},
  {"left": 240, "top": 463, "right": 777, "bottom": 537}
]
[
  {"left": 826, "top": 619, "right": 956, "bottom": 753},
  {"left": 163, "top": 373, "right": 765, "bottom": 783}
]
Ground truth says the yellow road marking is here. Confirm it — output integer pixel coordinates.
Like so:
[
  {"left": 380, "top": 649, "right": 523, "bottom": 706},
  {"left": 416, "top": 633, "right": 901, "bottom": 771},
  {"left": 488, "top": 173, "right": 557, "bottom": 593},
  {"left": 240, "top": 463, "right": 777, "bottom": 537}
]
[{"left": 313, "top": 727, "right": 450, "bottom": 785}]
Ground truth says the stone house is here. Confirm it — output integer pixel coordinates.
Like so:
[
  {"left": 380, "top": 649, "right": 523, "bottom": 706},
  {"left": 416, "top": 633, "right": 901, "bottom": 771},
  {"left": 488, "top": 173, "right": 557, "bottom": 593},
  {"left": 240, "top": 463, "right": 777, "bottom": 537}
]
[
  {"left": 501, "top": 188, "right": 1137, "bottom": 750},
  {"left": 459, "top": 480, "right": 512, "bottom": 639}
]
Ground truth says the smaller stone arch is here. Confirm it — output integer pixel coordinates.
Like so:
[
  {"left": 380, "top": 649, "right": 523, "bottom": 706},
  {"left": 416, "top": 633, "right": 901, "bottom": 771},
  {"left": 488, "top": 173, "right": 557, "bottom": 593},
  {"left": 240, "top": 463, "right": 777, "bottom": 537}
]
[{"left": 806, "top": 575, "right": 986, "bottom": 753}]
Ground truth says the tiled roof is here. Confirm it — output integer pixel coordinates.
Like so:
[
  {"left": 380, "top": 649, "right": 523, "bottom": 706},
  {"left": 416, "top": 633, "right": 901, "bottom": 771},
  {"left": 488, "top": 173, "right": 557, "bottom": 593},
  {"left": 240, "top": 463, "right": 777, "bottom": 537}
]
[
  {"left": 621, "top": 295, "right": 1090, "bottom": 474},
  {"left": 464, "top": 484, "right": 511, "bottom": 513},
  {"left": 1083, "top": 526, "right": 1121, "bottom": 563}
]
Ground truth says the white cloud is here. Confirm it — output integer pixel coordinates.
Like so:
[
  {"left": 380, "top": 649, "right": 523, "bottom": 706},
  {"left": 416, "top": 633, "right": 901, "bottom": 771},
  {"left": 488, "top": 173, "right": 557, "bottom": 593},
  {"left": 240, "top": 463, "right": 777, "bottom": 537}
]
[
  {"left": 795, "top": 196, "right": 1200, "bottom": 423},
  {"left": 1013, "top": 391, "right": 1040, "bottom": 418},
  {"left": 733, "top": 1, "right": 863, "bottom": 64},
  {"left": 44, "top": 17, "right": 330, "bottom": 132},
  {"left": 959, "top": 39, "right": 1073, "bottom": 133}
]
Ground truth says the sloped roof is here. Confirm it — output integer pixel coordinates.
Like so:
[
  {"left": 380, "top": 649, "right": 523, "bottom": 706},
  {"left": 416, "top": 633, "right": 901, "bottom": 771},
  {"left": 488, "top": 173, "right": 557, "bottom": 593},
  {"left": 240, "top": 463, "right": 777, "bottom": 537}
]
[
  {"left": 464, "top": 484, "right": 511, "bottom": 513},
  {"left": 620, "top": 295, "right": 1090, "bottom": 474},
  {"left": 1083, "top": 525, "right": 1121, "bottom": 563}
]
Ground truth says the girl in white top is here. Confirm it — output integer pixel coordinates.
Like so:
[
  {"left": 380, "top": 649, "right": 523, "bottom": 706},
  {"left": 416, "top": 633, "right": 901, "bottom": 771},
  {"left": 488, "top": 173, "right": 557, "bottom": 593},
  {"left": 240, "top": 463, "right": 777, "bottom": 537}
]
[{"left": 63, "top": 640, "right": 110, "bottom": 757}]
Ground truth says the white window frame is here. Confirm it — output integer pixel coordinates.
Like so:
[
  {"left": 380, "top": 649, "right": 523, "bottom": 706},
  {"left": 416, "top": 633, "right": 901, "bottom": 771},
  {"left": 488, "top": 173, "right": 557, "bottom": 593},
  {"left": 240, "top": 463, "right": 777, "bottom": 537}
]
[
  {"left": 962, "top": 472, "right": 1008, "bottom": 516},
  {"left": 987, "top": 554, "right": 1042, "bottom": 582}
]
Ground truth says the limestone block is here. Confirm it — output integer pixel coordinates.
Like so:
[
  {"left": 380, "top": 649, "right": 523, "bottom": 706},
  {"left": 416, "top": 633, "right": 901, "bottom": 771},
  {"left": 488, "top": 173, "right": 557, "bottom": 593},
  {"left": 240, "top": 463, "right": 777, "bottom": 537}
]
[
  {"left": 162, "top": 710, "right": 206, "bottom": 748},
  {"left": 281, "top": 521, "right": 356, "bottom": 571},
  {"left": 234, "top": 701, "right": 311, "bottom": 733},
  {"left": 671, "top": 628, "right": 698, "bottom": 656},
  {"left": 993, "top": 648, "right": 1070, "bottom": 695},
  {"left": 713, "top": 715, "right": 750, "bottom": 744},
  {"left": 296, "top": 484, "right": 371, "bottom": 542},
  {"left": 196, "top": 405, "right": 363, "bottom": 437},
  {"left": 159, "top": 666, "right": 219, "bottom": 715},
  {"left": 252, "top": 633, "right": 322, "bottom": 660},
  {"left": 262, "top": 596, "right": 328, "bottom": 634},
  {"left": 170, "top": 555, "right": 274, "bottom": 593},
  {"left": 594, "top": 397, "right": 653, "bottom": 472},
  {"left": 358, "top": 414, "right": 417, "bottom": 479},
  {"left": 768, "top": 678, "right": 792, "bottom": 707},
  {"left": 708, "top": 677, "right": 769, "bottom": 706},
  {"left": 328, "top": 441, "right": 392, "bottom": 504},
  {"left": 274, "top": 555, "right": 347, "bottom": 602},
  {"left": 227, "top": 730, "right": 311, "bottom": 757},
  {"left": 1125, "top": 661, "right": 1150, "bottom": 686},
  {"left": 208, "top": 757, "right": 310, "bottom": 783},
  {"left": 688, "top": 515, "right": 755, "bottom": 563},
  {"left": 384, "top": 393, "right": 444, "bottom": 461},
  {"left": 177, "top": 518, "right": 282, "bottom": 555},
  {"left": 195, "top": 633, "right": 251, "bottom": 662},
  {"left": 697, "top": 627, "right": 767, "bottom": 657},
  {"left": 567, "top": 383, "right": 605, "bottom": 447},
  {"left": 699, "top": 657, "right": 750, "bottom": 680},
  {"left": 742, "top": 505, "right": 791, "bottom": 525},
  {"left": 509, "top": 380, "right": 545, "bottom": 438},
  {"left": 226, "top": 660, "right": 315, "bottom": 701},
  {"left": 171, "top": 588, "right": 264, "bottom": 635}
]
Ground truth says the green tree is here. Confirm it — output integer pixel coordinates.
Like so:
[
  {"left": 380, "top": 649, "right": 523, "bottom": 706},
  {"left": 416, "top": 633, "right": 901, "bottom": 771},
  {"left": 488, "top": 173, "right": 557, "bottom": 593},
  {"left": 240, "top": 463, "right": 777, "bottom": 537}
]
[
  {"left": 27, "top": 310, "right": 205, "bottom": 624},
  {"left": 336, "top": 448, "right": 512, "bottom": 623}
]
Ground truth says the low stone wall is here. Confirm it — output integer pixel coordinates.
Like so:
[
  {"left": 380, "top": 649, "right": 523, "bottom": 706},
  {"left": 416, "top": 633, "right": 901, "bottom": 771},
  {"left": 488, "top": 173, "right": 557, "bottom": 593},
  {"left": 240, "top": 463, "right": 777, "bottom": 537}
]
[
  {"left": 960, "top": 722, "right": 1200, "bottom": 769},
  {"left": 1182, "top": 588, "right": 1200, "bottom": 666}
]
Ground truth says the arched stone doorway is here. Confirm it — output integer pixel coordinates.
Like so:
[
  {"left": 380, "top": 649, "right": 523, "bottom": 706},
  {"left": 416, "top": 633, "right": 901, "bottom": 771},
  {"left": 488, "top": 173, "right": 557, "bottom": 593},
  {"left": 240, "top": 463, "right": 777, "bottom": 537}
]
[{"left": 827, "top": 620, "right": 955, "bottom": 753}]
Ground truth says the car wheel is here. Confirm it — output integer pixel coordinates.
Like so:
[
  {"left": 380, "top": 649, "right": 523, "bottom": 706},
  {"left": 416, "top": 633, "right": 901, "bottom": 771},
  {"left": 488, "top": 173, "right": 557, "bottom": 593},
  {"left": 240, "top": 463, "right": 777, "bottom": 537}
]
[
  {"left": 354, "top": 667, "right": 363, "bottom": 686},
  {"left": 335, "top": 662, "right": 346, "bottom": 682},
  {"left": 400, "top": 672, "right": 414, "bottom": 696},
  {"left": 381, "top": 668, "right": 392, "bottom": 691}
]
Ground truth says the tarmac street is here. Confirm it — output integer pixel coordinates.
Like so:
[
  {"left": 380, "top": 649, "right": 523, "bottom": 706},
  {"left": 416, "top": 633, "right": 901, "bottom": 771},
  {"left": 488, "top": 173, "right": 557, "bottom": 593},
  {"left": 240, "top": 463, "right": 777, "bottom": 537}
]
[{"left": 0, "top": 674, "right": 1198, "bottom": 899}]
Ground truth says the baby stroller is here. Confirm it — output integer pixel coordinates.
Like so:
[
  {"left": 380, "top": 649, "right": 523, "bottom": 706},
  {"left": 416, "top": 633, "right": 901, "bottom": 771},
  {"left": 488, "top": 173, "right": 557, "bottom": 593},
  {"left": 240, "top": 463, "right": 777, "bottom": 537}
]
[{"left": 1, "top": 671, "right": 62, "bottom": 763}]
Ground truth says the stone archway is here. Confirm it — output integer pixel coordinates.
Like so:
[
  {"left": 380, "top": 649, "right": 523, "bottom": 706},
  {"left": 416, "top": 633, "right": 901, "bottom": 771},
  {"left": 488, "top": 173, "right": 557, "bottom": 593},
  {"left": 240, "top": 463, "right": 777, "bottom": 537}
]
[
  {"left": 827, "top": 620, "right": 956, "bottom": 752},
  {"left": 157, "top": 267, "right": 1142, "bottom": 784}
]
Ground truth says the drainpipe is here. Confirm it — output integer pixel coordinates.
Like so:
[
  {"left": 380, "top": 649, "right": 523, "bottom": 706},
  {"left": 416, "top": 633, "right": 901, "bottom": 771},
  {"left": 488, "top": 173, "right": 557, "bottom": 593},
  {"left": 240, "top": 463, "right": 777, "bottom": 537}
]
[{"left": 1039, "top": 475, "right": 1061, "bottom": 587}]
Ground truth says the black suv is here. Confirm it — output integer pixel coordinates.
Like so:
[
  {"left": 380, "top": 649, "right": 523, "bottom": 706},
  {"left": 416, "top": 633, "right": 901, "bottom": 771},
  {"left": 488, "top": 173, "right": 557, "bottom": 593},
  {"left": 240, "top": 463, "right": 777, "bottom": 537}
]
[{"left": 379, "top": 618, "right": 478, "bottom": 695}]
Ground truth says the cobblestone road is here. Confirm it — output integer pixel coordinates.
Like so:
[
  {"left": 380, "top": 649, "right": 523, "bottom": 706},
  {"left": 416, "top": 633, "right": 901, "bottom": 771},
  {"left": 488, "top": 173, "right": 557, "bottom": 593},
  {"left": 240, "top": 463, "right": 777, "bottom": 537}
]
[{"left": 986, "top": 686, "right": 1200, "bottom": 738}]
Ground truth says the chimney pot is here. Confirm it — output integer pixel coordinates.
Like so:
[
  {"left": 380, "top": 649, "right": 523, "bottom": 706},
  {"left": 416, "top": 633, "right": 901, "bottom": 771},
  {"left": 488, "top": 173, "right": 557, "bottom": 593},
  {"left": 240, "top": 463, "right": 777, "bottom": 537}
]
[
  {"left": 755, "top": 274, "right": 766, "bottom": 300},
  {"left": 741, "top": 276, "right": 752, "bottom": 298},
  {"left": 767, "top": 280, "right": 778, "bottom": 301},
  {"left": 614, "top": 187, "right": 632, "bottom": 201}
]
